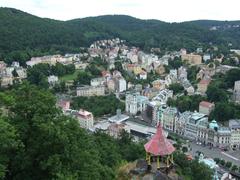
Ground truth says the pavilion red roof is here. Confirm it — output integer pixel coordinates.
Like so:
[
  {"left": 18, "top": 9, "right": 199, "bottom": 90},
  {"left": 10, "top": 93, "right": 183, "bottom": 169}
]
[{"left": 144, "top": 124, "right": 175, "bottom": 156}]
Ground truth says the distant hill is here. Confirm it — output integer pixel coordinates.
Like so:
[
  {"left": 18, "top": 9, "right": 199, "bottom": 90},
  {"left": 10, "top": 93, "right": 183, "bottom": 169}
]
[{"left": 0, "top": 7, "right": 240, "bottom": 64}]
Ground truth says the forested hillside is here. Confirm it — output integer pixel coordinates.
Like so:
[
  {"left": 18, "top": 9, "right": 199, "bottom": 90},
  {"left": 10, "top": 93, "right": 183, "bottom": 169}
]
[{"left": 0, "top": 7, "right": 240, "bottom": 64}]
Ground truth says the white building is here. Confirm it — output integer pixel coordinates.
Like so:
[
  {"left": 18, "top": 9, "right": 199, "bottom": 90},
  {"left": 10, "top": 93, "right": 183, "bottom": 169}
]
[
  {"left": 203, "top": 54, "right": 211, "bottom": 62},
  {"left": 125, "top": 92, "right": 149, "bottom": 115},
  {"left": 161, "top": 107, "right": 178, "bottom": 132},
  {"left": 117, "top": 78, "right": 127, "bottom": 92},
  {"left": 152, "top": 89, "right": 173, "bottom": 104},
  {"left": 76, "top": 109, "right": 94, "bottom": 129},
  {"left": 184, "top": 112, "right": 207, "bottom": 140},
  {"left": 90, "top": 77, "right": 105, "bottom": 87},
  {"left": 233, "top": 80, "right": 240, "bottom": 104},
  {"left": 229, "top": 119, "right": 240, "bottom": 150},
  {"left": 139, "top": 71, "right": 147, "bottom": 80},
  {"left": 76, "top": 85, "right": 105, "bottom": 97},
  {"left": 48, "top": 75, "right": 59, "bottom": 86},
  {"left": 175, "top": 111, "right": 192, "bottom": 135}
]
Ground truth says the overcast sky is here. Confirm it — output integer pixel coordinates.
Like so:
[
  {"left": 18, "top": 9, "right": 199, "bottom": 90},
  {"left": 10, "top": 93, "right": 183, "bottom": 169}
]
[{"left": 1, "top": 0, "right": 240, "bottom": 22}]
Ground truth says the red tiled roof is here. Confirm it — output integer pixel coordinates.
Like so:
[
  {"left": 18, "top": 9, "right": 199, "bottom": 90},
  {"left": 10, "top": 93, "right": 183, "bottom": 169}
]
[
  {"left": 199, "top": 101, "right": 214, "bottom": 108},
  {"left": 199, "top": 79, "right": 211, "bottom": 85},
  {"left": 144, "top": 124, "right": 175, "bottom": 156}
]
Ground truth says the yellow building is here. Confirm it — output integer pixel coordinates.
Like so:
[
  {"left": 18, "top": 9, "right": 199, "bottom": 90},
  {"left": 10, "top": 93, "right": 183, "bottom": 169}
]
[
  {"left": 133, "top": 66, "right": 142, "bottom": 75},
  {"left": 181, "top": 54, "right": 202, "bottom": 65}
]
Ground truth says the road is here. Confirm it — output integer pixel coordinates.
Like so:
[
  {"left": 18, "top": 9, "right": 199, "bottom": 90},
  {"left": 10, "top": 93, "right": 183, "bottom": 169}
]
[{"left": 189, "top": 142, "right": 240, "bottom": 166}]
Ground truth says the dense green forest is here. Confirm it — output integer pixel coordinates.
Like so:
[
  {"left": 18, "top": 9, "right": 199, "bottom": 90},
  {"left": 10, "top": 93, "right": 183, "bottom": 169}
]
[
  {"left": 71, "top": 95, "right": 125, "bottom": 117},
  {"left": 1, "top": 8, "right": 240, "bottom": 64},
  {"left": 0, "top": 84, "right": 213, "bottom": 179}
]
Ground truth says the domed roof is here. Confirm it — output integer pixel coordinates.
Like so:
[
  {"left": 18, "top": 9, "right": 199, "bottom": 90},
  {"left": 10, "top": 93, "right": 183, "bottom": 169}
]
[{"left": 209, "top": 120, "right": 219, "bottom": 130}]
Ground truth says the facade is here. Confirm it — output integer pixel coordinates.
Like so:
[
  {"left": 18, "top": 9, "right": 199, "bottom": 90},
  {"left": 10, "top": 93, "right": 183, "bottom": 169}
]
[
  {"left": 203, "top": 54, "right": 211, "bottom": 62},
  {"left": 16, "top": 68, "right": 27, "bottom": 79},
  {"left": 175, "top": 111, "right": 192, "bottom": 135},
  {"left": 197, "top": 79, "right": 211, "bottom": 94},
  {"left": 125, "top": 92, "right": 149, "bottom": 115},
  {"left": 0, "top": 76, "right": 13, "bottom": 87},
  {"left": 161, "top": 107, "right": 178, "bottom": 132},
  {"left": 107, "top": 79, "right": 116, "bottom": 92},
  {"left": 229, "top": 119, "right": 240, "bottom": 150},
  {"left": 76, "top": 85, "right": 105, "bottom": 97},
  {"left": 116, "top": 78, "right": 127, "bottom": 92},
  {"left": 152, "top": 79, "right": 166, "bottom": 90},
  {"left": 155, "top": 64, "right": 165, "bottom": 75},
  {"left": 181, "top": 54, "right": 202, "bottom": 65},
  {"left": 90, "top": 77, "right": 105, "bottom": 87},
  {"left": 146, "top": 101, "right": 163, "bottom": 125},
  {"left": 108, "top": 123, "right": 126, "bottom": 139},
  {"left": 184, "top": 112, "right": 207, "bottom": 140},
  {"left": 152, "top": 89, "right": 173, "bottom": 104},
  {"left": 233, "top": 80, "right": 240, "bottom": 104},
  {"left": 76, "top": 109, "right": 94, "bottom": 129},
  {"left": 199, "top": 101, "right": 215, "bottom": 115},
  {"left": 139, "top": 71, "right": 147, "bottom": 80}
]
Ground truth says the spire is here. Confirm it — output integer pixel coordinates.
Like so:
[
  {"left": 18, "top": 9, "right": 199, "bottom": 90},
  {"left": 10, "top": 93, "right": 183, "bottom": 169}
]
[{"left": 144, "top": 123, "right": 175, "bottom": 156}]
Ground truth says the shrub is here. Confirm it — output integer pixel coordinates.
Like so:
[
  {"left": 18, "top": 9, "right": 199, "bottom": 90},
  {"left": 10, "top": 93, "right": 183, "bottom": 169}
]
[{"left": 225, "top": 161, "right": 232, "bottom": 169}]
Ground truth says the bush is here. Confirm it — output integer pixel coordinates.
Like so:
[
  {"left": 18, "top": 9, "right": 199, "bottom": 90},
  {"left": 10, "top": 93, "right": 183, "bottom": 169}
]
[
  {"left": 225, "top": 161, "right": 232, "bottom": 169},
  {"left": 231, "top": 165, "right": 238, "bottom": 171},
  {"left": 182, "top": 146, "right": 188, "bottom": 153},
  {"left": 220, "top": 159, "right": 225, "bottom": 166},
  {"left": 214, "top": 158, "right": 220, "bottom": 164}
]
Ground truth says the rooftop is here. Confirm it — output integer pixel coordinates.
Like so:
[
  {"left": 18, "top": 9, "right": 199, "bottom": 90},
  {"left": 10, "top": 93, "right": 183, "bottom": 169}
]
[
  {"left": 199, "top": 101, "right": 214, "bottom": 108},
  {"left": 229, "top": 119, "right": 240, "bottom": 129},
  {"left": 78, "top": 109, "right": 92, "bottom": 117},
  {"left": 199, "top": 79, "right": 211, "bottom": 85}
]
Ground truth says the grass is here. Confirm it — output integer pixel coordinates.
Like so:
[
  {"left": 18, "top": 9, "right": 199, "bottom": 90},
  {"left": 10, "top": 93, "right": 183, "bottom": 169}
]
[{"left": 60, "top": 70, "right": 82, "bottom": 81}]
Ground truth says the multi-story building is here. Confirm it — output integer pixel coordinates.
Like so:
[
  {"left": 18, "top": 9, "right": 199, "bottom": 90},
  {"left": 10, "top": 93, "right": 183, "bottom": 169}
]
[
  {"left": 181, "top": 54, "right": 202, "bottom": 65},
  {"left": 76, "top": 109, "right": 94, "bottom": 129},
  {"left": 233, "top": 80, "right": 240, "bottom": 104},
  {"left": 108, "top": 123, "right": 128, "bottom": 139},
  {"left": 107, "top": 79, "right": 116, "bottom": 92},
  {"left": 76, "top": 85, "right": 105, "bottom": 97},
  {"left": 0, "top": 76, "right": 13, "bottom": 87},
  {"left": 90, "top": 77, "right": 105, "bottom": 87},
  {"left": 152, "top": 79, "right": 166, "bottom": 90},
  {"left": 197, "top": 120, "right": 231, "bottom": 148},
  {"left": 215, "top": 127, "right": 231, "bottom": 148},
  {"left": 146, "top": 101, "right": 164, "bottom": 125},
  {"left": 161, "top": 107, "right": 178, "bottom": 132},
  {"left": 125, "top": 92, "right": 149, "bottom": 115},
  {"left": 197, "top": 79, "right": 211, "bottom": 94},
  {"left": 116, "top": 78, "right": 127, "bottom": 92},
  {"left": 185, "top": 112, "right": 207, "bottom": 140},
  {"left": 199, "top": 101, "right": 215, "bottom": 115},
  {"left": 152, "top": 89, "right": 173, "bottom": 104},
  {"left": 229, "top": 119, "right": 240, "bottom": 150},
  {"left": 175, "top": 111, "right": 192, "bottom": 135}
]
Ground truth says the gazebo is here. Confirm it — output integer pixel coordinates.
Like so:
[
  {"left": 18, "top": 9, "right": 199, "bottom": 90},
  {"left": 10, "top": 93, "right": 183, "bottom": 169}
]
[{"left": 144, "top": 123, "right": 175, "bottom": 170}]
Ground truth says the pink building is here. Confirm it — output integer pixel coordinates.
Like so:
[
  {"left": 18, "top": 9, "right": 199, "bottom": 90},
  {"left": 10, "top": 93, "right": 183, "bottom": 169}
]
[
  {"left": 199, "top": 101, "right": 215, "bottom": 115},
  {"left": 76, "top": 109, "right": 94, "bottom": 129},
  {"left": 57, "top": 100, "right": 70, "bottom": 111}
]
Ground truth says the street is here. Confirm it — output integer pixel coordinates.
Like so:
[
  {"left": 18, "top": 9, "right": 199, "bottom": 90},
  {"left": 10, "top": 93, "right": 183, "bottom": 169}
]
[{"left": 189, "top": 142, "right": 240, "bottom": 166}]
